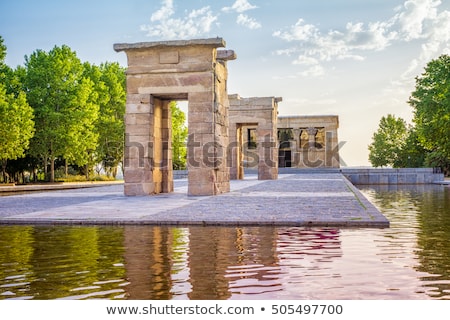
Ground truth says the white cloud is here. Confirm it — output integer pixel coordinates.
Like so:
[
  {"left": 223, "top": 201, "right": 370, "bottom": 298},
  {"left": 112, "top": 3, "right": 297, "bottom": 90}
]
[
  {"left": 222, "top": 0, "right": 261, "bottom": 29},
  {"left": 299, "top": 65, "right": 325, "bottom": 77},
  {"left": 398, "top": 1, "right": 450, "bottom": 80},
  {"left": 293, "top": 55, "right": 319, "bottom": 66},
  {"left": 141, "top": 1, "right": 218, "bottom": 39},
  {"left": 222, "top": 0, "right": 258, "bottom": 13},
  {"left": 394, "top": 0, "right": 440, "bottom": 40},
  {"left": 236, "top": 14, "right": 261, "bottom": 29},
  {"left": 273, "top": 19, "right": 318, "bottom": 42},
  {"left": 150, "top": 0, "right": 174, "bottom": 22},
  {"left": 273, "top": 0, "right": 450, "bottom": 78}
]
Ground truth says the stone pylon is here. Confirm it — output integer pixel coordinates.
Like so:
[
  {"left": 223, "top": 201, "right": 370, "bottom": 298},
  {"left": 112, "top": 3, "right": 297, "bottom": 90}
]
[{"left": 114, "top": 38, "right": 236, "bottom": 196}]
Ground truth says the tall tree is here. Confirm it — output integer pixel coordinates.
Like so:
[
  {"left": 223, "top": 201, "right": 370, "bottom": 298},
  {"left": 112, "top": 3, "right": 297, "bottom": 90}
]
[
  {"left": 368, "top": 114, "right": 408, "bottom": 167},
  {"left": 84, "top": 62, "right": 126, "bottom": 178},
  {"left": 409, "top": 55, "right": 450, "bottom": 161},
  {"left": 24, "top": 45, "right": 98, "bottom": 181},
  {"left": 0, "top": 84, "right": 35, "bottom": 182},
  {"left": 63, "top": 75, "right": 99, "bottom": 178},
  {"left": 0, "top": 36, "right": 35, "bottom": 182}
]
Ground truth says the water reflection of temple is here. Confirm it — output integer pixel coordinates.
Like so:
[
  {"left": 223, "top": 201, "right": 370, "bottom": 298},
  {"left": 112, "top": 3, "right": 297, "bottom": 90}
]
[
  {"left": 0, "top": 225, "right": 342, "bottom": 299},
  {"left": 124, "top": 226, "right": 174, "bottom": 299},
  {"left": 122, "top": 226, "right": 342, "bottom": 299}
]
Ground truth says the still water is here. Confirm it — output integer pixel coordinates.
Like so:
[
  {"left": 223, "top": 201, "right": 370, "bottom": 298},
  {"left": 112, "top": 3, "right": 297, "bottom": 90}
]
[{"left": 0, "top": 184, "right": 449, "bottom": 300}]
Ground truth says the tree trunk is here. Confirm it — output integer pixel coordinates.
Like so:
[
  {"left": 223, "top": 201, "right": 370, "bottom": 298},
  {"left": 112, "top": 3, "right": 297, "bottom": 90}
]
[
  {"left": 44, "top": 156, "right": 48, "bottom": 180},
  {"left": 50, "top": 155, "right": 55, "bottom": 182},
  {"left": 1, "top": 159, "right": 7, "bottom": 183}
]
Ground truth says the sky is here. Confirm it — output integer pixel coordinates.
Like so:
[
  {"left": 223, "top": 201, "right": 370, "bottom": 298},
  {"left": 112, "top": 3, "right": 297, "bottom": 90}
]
[{"left": 1, "top": 0, "right": 450, "bottom": 166}]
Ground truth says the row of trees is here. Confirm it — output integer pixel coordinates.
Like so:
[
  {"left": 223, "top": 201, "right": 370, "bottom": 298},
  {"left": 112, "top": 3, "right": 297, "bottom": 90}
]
[
  {"left": 1, "top": 36, "right": 189, "bottom": 183},
  {"left": 1, "top": 35, "right": 127, "bottom": 183},
  {"left": 1, "top": 36, "right": 127, "bottom": 182},
  {"left": 368, "top": 55, "right": 450, "bottom": 175}
]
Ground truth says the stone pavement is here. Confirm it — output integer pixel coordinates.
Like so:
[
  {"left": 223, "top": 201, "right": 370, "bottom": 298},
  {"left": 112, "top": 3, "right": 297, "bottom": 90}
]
[{"left": 0, "top": 173, "right": 389, "bottom": 228}]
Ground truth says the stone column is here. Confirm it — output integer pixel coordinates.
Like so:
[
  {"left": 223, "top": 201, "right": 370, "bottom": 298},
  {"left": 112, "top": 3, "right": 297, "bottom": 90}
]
[
  {"left": 292, "top": 128, "right": 301, "bottom": 167},
  {"left": 187, "top": 57, "right": 231, "bottom": 195},
  {"left": 123, "top": 94, "right": 155, "bottom": 196},
  {"left": 228, "top": 123, "right": 244, "bottom": 180},
  {"left": 257, "top": 97, "right": 279, "bottom": 180},
  {"left": 237, "top": 126, "right": 244, "bottom": 179},
  {"left": 161, "top": 100, "right": 173, "bottom": 193},
  {"left": 257, "top": 124, "right": 278, "bottom": 180},
  {"left": 307, "top": 127, "right": 318, "bottom": 148}
]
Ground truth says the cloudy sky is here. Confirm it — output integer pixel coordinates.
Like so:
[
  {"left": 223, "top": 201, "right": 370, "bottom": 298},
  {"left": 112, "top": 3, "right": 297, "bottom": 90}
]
[{"left": 1, "top": 0, "right": 450, "bottom": 166}]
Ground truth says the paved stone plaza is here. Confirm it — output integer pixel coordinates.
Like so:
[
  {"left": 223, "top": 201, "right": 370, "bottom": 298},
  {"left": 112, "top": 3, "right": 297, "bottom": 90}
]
[{"left": 0, "top": 173, "right": 389, "bottom": 227}]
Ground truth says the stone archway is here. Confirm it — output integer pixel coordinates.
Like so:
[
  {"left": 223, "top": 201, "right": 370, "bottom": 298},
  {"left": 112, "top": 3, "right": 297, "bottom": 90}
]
[
  {"left": 228, "top": 94, "right": 281, "bottom": 180},
  {"left": 114, "top": 38, "right": 236, "bottom": 196}
]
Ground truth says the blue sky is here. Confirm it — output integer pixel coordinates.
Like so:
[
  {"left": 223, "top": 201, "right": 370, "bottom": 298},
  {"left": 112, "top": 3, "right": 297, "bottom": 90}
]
[{"left": 1, "top": 0, "right": 450, "bottom": 166}]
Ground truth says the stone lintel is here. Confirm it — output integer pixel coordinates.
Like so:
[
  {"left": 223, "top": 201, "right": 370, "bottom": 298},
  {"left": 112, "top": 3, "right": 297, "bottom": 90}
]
[
  {"left": 229, "top": 94, "right": 281, "bottom": 104},
  {"left": 228, "top": 95, "right": 281, "bottom": 111},
  {"left": 278, "top": 115, "right": 339, "bottom": 128},
  {"left": 278, "top": 115, "right": 339, "bottom": 120},
  {"left": 114, "top": 38, "right": 226, "bottom": 52},
  {"left": 229, "top": 106, "right": 276, "bottom": 112}
]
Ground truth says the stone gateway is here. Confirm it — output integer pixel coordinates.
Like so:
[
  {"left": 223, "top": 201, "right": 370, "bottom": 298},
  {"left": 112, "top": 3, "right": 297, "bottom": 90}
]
[{"left": 114, "top": 38, "right": 235, "bottom": 196}]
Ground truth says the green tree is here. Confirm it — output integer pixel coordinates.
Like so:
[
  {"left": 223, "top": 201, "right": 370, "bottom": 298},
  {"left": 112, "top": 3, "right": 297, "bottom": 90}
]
[
  {"left": 24, "top": 45, "right": 98, "bottom": 182},
  {"left": 0, "top": 36, "right": 35, "bottom": 182},
  {"left": 0, "top": 84, "right": 35, "bottom": 182},
  {"left": 84, "top": 62, "right": 126, "bottom": 178},
  {"left": 64, "top": 76, "right": 99, "bottom": 179},
  {"left": 409, "top": 54, "right": 450, "bottom": 164},
  {"left": 368, "top": 114, "right": 408, "bottom": 167},
  {"left": 0, "top": 36, "right": 5, "bottom": 63},
  {"left": 171, "top": 102, "right": 188, "bottom": 170},
  {"left": 394, "top": 127, "right": 428, "bottom": 168},
  {"left": 425, "top": 151, "right": 450, "bottom": 176}
]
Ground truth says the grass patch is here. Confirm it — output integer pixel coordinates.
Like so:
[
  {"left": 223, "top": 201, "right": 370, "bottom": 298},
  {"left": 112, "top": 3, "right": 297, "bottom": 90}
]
[{"left": 56, "top": 175, "right": 117, "bottom": 182}]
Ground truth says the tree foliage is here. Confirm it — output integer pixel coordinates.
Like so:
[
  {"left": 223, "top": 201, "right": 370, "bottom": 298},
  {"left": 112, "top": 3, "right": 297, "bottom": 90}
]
[
  {"left": 0, "top": 84, "right": 35, "bottom": 181},
  {"left": 0, "top": 36, "right": 35, "bottom": 182},
  {"left": 0, "top": 36, "right": 5, "bottom": 63},
  {"left": 424, "top": 151, "right": 450, "bottom": 176},
  {"left": 171, "top": 102, "right": 188, "bottom": 170},
  {"left": 24, "top": 45, "right": 99, "bottom": 181},
  {"left": 409, "top": 54, "right": 450, "bottom": 160},
  {"left": 394, "top": 128, "right": 427, "bottom": 168},
  {"left": 84, "top": 62, "right": 126, "bottom": 177},
  {"left": 368, "top": 114, "right": 408, "bottom": 167}
]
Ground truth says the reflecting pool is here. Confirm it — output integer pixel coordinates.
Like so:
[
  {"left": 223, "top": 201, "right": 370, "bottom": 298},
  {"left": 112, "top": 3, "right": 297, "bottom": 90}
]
[{"left": 0, "top": 184, "right": 449, "bottom": 300}]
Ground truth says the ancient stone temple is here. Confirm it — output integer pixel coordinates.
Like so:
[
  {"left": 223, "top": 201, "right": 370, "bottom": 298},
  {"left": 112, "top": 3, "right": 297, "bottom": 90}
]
[
  {"left": 114, "top": 38, "right": 236, "bottom": 196},
  {"left": 228, "top": 94, "right": 281, "bottom": 180},
  {"left": 240, "top": 115, "right": 340, "bottom": 169},
  {"left": 277, "top": 115, "right": 340, "bottom": 168}
]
